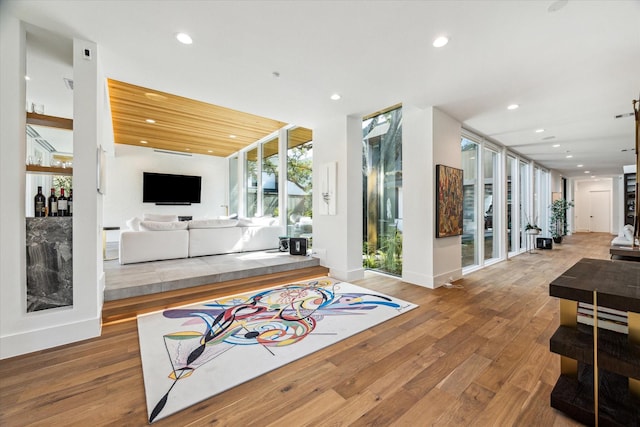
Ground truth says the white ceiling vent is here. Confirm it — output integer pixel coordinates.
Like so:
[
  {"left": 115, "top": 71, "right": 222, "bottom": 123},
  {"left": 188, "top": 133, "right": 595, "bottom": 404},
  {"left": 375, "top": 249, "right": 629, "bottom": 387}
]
[{"left": 153, "top": 149, "right": 192, "bottom": 157}]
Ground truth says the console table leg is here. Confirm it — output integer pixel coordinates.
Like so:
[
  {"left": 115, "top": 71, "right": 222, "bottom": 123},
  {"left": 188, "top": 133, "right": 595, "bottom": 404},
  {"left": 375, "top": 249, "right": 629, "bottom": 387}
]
[
  {"left": 629, "top": 312, "right": 640, "bottom": 398},
  {"left": 559, "top": 299, "right": 578, "bottom": 376}
]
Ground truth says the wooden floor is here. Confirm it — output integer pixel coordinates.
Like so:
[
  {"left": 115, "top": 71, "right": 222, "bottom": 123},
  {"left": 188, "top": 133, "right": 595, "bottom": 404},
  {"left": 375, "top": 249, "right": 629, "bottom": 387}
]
[{"left": 1, "top": 233, "right": 613, "bottom": 426}]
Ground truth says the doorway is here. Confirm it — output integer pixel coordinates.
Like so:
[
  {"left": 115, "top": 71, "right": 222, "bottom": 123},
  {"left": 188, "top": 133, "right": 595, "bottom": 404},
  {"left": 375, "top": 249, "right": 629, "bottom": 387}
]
[{"left": 588, "top": 190, "right": 610, "bottom": 232}]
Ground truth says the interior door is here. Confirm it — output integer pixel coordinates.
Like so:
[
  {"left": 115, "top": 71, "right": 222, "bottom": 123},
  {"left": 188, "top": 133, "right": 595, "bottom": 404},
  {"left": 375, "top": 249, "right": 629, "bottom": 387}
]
[{"left": 588, "top": 190, "right": 610, "bottom": 232}]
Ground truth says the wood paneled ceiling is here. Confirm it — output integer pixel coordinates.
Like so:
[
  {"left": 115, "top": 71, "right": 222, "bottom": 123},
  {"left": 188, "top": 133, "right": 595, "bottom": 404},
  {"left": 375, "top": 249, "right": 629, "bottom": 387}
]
[{"left": 107, "top": 79, "right": 306, "bottom": 157}]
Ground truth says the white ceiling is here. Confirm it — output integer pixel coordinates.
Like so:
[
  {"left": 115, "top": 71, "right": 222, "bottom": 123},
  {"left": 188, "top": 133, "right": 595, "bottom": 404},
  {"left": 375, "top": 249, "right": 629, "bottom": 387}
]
[{"left": 5, "top": 0, "right": 640, "bottom": 178}]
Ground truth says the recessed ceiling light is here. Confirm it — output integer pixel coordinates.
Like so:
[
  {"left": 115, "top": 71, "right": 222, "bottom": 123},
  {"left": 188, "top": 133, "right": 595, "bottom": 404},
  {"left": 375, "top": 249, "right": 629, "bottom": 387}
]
[
  {"left": 507, "top": 104, "right": 519, "bottom": 110},
  {"left": 140, "top": 140, "right": 148, "bottom": 144},
  {"left": 577, "top": 164, "right": 583, "bottom": 167},
  {"left": 229, "top": 135, "right": 237, "bottom": 139},
  {"left": 535, "top": 129, "right": 545, "bottom": 133},
  {"left": 330, "top": 93, "right": 341, "bottom": 101},
  {"left": 145, "top": 119, "right": 156, "bottom": 124},
  {"left": 207, "top": 150, "right": 212, "bottom": 153},
  {"left": 24, "top": 75, "right": 30, "bottom": 81},
  {"left": 432, "top": 36, "right": 449, "bottom": 48},
  {"left": 552, "top": 144, "right": 560, "bottom": 148},
  {"left": 176, "top": 32, "right": 193, "bottom": 45},
  {"left": 566, "top": 155, "right": 573, "bottom": 158},
  {"left": 185, "top": 148, "right": 190, "bottom": 151},
  {"left": 585, "top": 171, "right": 590, "bottom": 174}
]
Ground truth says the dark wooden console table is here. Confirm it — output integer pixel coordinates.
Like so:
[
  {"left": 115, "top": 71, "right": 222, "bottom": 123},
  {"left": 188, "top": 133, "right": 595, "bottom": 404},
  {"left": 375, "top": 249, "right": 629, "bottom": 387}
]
[
  {"left": 609, "top": 245, "right": 640, "bottom": 260},
  {"left": 549, "top": 258, "right": 640, "bottom": 425}
]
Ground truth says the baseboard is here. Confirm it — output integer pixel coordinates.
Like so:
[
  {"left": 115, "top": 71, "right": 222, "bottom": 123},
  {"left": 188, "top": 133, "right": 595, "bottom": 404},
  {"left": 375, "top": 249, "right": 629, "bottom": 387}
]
[
  {"left": 402, "top": 268, "right": 462, "bottom": 289},
  {"left": 402, "top": 270, "right": 435, "bottom": 288},
  {"left": 0, "top": 317, "right": 101, "bottom": 360},
  {"left": 329, "top": 267, "right": 365, "bottom": 282}
]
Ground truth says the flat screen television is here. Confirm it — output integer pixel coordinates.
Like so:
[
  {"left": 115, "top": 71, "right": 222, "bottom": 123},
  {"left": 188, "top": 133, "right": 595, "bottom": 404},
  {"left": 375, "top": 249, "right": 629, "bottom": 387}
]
[{"left": 143, "top": 172, "right": 201, "bottom": 205}]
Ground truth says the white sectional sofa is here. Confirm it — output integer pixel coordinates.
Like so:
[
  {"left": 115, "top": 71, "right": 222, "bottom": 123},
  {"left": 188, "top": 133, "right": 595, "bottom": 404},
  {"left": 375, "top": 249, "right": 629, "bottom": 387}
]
[{"left": 119, "top": 214, "right": 283, "bottom": 265}]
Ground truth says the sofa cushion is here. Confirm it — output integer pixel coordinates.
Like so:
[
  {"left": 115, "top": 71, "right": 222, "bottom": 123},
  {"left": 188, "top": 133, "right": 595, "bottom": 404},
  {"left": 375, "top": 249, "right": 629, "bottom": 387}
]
[
  {"left": 139, "top": 220, "right": 188, "bottom": 231},
  {"left": 126, "top": 216, "right": 142, "bottom": 231},
  {"left": 623, "top": 224, "right": 634, "bottom": 241},
  {"left": 188, "top": 219, "right": 239, "bottom": 229},
  {"left": 143, "top": 213, "right": 179, "bottom": 222}
]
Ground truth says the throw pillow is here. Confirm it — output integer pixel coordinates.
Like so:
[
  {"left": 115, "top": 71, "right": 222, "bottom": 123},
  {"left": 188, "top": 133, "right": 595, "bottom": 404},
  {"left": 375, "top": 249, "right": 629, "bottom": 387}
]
[
  {"left": 143, "top": 213, "right": 179, "bottom": 222},
  {"left": 188, "top": 219, "right": 239, "bottom": 229},
  {"left": 139, "top": 220, "right": 188, "bottom": 231},
  {"left": 623, "top": 225, "right": 634, "bottom": 241},
  {"left": 126, "top": 216, "right": 141, "bottom": 231}
]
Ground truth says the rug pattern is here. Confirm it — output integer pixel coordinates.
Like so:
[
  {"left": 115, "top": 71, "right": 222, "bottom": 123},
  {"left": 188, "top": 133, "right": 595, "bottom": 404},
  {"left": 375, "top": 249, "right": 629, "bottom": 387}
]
[{"left": 137, "top": 277, "right": 417, "bottom": 422}]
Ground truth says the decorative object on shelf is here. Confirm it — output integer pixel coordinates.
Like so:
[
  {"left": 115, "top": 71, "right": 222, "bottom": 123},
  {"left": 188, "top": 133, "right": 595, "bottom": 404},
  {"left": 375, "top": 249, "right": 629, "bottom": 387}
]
[
  {"left": 34, "top": 186, "right": 46, "bottom": 217},
  {"left": 289, "top": 237, "right": 307, "bottom": 255},
  {"left": 549, "top": 198, "right": 574, "bottom": 243},
  {"left": 435, "top": 164, "right": 463, "bottom": 238}
]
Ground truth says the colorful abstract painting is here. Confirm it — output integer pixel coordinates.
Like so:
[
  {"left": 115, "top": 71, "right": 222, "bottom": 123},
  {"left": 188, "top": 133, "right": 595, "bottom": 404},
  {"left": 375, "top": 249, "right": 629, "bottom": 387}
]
[
  {"left": 435, "top": 164, "right": 464, "bottom": 238},
  {"left": 137, "top": 277, "right": 417, "bottom": 422}
]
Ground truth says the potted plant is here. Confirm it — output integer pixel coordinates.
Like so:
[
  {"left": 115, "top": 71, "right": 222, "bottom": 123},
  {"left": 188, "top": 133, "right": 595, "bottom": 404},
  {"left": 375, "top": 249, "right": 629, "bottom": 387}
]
[
  {"left": 549, "top": 199, "right": 574, "bottom": 243},
  {"left": 525, "top": 222, "right": 542, "bottom": 235},
  {"left": 524, "top": 213, "right": 541, "bottom": 234}
]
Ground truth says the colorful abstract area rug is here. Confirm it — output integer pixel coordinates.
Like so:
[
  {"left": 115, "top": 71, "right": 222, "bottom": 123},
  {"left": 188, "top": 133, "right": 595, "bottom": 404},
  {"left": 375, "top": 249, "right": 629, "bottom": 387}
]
[{"left": 137, "top": 276, "right": 417, "bottom": 423}]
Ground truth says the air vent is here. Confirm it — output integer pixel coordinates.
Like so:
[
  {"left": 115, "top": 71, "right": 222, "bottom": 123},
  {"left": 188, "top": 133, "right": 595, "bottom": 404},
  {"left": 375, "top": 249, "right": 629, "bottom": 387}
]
[
  {"left": 614, "top": 112, "right": 633, "bottom": 119},
  {"left": 153, "top": 149, "right": 192, "bottom": 157}
]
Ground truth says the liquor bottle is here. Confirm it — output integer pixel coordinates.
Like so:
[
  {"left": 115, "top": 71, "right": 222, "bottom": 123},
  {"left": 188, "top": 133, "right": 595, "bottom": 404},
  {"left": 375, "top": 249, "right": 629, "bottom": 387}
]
[
  {"left": 57, "top": 188, "right": 68, "bottom": 217},
  {"left": 48, "top": 188, "right": 58, "bottom": 217},
  {"left": 68, "top": 189, "right": 73, "bottom": 216},
  {"left": 34, "top": 186, "right": 46, "bottom": 217}
]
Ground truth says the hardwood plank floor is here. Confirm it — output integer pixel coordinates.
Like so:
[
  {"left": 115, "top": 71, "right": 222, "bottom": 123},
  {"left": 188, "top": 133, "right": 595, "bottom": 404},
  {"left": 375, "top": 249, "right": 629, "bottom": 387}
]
[{"left": 0, "top": 233, "right": 613, "bottom": 426}]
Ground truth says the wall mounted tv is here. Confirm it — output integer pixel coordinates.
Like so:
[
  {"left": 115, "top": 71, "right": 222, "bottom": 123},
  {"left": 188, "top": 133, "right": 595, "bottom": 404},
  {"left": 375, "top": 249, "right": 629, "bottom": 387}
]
[{"left": 143, "top": 172, "right": 202, "bottom": 205}]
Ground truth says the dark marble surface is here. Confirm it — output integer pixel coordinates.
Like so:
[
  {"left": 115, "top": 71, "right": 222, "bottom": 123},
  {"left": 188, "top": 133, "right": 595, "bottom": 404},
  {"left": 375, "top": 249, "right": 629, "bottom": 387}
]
[{"left": 26, "top": 217, "right": 72, "bottom": 312}]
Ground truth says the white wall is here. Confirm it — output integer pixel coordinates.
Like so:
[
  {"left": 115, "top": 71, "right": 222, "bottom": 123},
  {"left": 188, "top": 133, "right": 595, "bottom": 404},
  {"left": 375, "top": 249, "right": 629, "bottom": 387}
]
[
  {"left": 103, "top": 144, "right": 228, "bottom": 234},
  {"left": 403, "top": 106, "right": 462, "bottom": 288},
  {"left": 312, "top": 115, "right": 364, "bottom": 281}
]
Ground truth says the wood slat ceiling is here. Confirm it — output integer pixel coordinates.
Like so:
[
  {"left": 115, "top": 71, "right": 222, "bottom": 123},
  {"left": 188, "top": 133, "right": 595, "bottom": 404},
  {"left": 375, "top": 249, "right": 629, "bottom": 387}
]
[{"left": 107, "top": 79, "right": 305, "bottom": 157}]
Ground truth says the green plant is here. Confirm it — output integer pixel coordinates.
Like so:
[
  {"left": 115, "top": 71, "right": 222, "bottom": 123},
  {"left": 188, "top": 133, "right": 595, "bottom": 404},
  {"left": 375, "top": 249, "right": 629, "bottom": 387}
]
[
  {"left": 362, "top": 233, "right": 403, "bottom": 275},
  {"left": 549, "top": 199, "right": 574, "bottom": 238}
]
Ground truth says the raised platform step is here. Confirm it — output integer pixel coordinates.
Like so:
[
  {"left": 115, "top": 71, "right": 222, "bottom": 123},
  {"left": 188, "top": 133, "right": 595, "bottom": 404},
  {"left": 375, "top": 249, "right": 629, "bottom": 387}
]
[{"left": 102, "top": 265, "right": 329, "bottom": 325}]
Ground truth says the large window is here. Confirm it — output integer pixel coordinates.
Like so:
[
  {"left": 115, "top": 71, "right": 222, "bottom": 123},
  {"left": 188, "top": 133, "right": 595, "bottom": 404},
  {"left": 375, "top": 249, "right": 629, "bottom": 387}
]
[
  {"left": 362, "top": 106, "right": 403, "bottom": 276},
  {"left": 483, "top": 146, "right": 499, "bottom": 262},
  {"left": 286, "top": 127, "right": 313, "bottom": 237},
  {"left": 262, "top": 136, "right": 279, "bottom": 217},
  {"left": 462, "top": 138, "right": 479, "bottom": 268},
  {"left": 246, "top": 147, "right": 258, "bottom": 217},
  {"left": 462, "top": 134, "right": 502, "bottom": 269},
  {"left": 507, "top": 155, "right": 517, "bottom": 253},
  {"left": 234, "top": 128, "right": 313, "bottom": 239}
]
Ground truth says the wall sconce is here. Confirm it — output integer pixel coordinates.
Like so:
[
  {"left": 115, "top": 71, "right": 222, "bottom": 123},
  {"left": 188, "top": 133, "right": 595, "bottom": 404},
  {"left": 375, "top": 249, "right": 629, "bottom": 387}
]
[{"left": 320, "top": 161, "right": 337, "bottom": 215}]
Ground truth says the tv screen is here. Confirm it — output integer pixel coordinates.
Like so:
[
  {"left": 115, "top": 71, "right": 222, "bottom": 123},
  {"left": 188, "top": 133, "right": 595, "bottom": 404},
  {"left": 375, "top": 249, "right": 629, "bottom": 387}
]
[{"left": 143, "top": 172, "right": 201, "bottom": 205}]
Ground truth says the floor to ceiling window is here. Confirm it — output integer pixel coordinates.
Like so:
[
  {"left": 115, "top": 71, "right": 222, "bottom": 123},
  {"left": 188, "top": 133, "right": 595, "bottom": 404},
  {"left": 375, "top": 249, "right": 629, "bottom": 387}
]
[
  {"left": 461, "top": 137, "right": 479, "bottom": 268},
  {"left": 261, "top": 136, "right": 279, "bottom": 217},
  {"left": 246, "top": 146, "right": 258, "bottom": 217},
  {"left": 483, "top": 146, "right": 499, "bottom": 262},
  {"left": 286, "top": 127, "right": 313, "bottom": 237},
  {"left": 362, "top": 106, "right": 403, "bottom": 276},
  {"left": 507, "top": 155, "right": 517, "bottom": 253},
  {"left": 519, "top": 160, "right": 530, "bottom": 250},
  {"left": 228, "top": 155, "right": 238, "bottom": 216}
]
